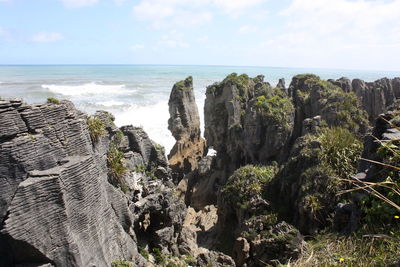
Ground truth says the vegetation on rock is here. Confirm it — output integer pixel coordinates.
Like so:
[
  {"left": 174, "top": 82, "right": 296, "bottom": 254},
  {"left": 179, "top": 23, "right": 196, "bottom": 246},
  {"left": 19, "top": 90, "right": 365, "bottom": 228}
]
[
  {"left": 107, "top": 144, "right": 127, "bottom": 186},
  {"left": 47, "top": 97, "right": 61, "bottom": 104},
  {"left": 255, "top": 93, "right": 294, "bottom": 129},
  {"left": 292, "top": 74, "right": 369, "bottom": 135},
  {"left": 318, "top": 127, "right": 363, "bottom": 178},
  {"left": 87, "top": 116, "right": 106, "bottom": 143},
  {"left": 222, "top": 165, "right": 278, "bottom": 209},
  {"left": 292, "top": 231, "right": 400, "bottom": 266},
  {"left": 174, "top": 76, "right": 193, "bottom": 91},
  {"left": 111, "top": 260, "right": 133, "bottom": 267}
]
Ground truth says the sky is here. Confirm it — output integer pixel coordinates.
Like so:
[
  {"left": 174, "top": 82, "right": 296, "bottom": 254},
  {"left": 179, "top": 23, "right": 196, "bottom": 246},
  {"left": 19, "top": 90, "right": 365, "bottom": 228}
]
[{"left": 0, "top": 0, "right": 399, "bottom": 70}]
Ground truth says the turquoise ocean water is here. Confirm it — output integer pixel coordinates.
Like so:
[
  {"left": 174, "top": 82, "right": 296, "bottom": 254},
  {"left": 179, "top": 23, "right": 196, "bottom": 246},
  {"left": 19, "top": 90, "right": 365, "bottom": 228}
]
[{"left": 1, "top": 65, "right": 399, "bottom": 152}]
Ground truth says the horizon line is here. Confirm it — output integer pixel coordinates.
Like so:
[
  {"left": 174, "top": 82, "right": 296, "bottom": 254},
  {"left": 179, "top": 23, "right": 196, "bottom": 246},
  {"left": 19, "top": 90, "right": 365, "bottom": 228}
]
[{"left": 0, "top": 63, "right": 400, "bottom": 73}]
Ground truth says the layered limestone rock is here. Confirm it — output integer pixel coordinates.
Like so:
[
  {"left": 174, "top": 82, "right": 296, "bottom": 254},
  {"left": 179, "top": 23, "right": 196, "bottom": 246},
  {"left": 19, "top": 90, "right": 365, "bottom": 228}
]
[
  {"left": 168, "top": 76, "right": 206, "bottom": 182},
  {"left": 0, "top": 97, "right": 235, "bottom": 267},
  {"left": 330, "top": 77, "right": 400, "bottom": 121},
  {"left": 0, "top": 98, "right": 146, "bottom": 266},
  {"left": 204, "top": 73, "right": 295, "bottom": 166},
  {"left": 288, "top": 74, "right": 369, "bottom": 140}
]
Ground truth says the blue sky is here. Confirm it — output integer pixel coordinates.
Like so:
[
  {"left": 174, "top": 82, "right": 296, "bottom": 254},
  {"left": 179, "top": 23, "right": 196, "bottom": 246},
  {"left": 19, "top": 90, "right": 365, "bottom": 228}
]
[{"left": 0, "top": 0, "right": 399, "bottom": 70}]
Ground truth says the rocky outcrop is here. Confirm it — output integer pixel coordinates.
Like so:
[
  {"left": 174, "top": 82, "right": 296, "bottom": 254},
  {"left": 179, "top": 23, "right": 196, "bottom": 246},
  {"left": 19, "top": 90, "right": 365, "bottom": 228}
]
[
  {"left": 0, "top": 98, "right": 147, "bottom": 266},
  {"left": 289, "top": 74, "right": 369, "bottom": 140},
  {"left": 0, "top": 97, "right": 236, "bottom": 267},
  {"left": 168, "top": 76, "right": 206, "bottom": 182},
  {"left": 330, "top": 77, "right": 400, "bottom": 121},
  {"left": 3, "top": 73, "right": 399, "bottom": 267},
  {"left": 204, "top": 73, "right": 295, "bottom": 166}
]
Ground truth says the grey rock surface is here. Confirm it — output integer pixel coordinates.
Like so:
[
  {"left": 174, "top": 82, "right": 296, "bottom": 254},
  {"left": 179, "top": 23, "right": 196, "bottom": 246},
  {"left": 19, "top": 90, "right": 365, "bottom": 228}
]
[
  {"left": 167, "top": 76, "right": 206, "bottom": 182},
  {"left": 0, "top": 98, "right": 151, "bottom": 267}
]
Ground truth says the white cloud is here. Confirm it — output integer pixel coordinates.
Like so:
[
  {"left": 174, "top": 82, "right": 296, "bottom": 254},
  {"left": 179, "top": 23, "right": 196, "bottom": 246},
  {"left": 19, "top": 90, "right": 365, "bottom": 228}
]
[
  {"left": 133, "top": 0, "right": 213, "bottom": 29},
  {"left": 258, "top": 0, "right": 400, "bottom": 70},
  {"left": 130, "top": 44, "right": 145, "bottom": 51},
  {"left": 213, "top": 0, "right": 266, "bottom": 16},
  {"left": 196, "top": 35, "right": 209, "bottom": 43},
  {"left": 59, "top": 0, "right": 98, "bottom": 8},
  {"left": 113, "top": 0, "right": 126, "bottom": 5},
  {"left": 132, "top": 0, "right": 266, "bottom": 28},
  {"left": 32, "top": 32, "right": 64, "bottom": 43},
  {"left": 158, "top": 30, "right": 190, "bottom": 48},
  {"left": 238, "top": 25, "right": 258, "bottom": 34}
]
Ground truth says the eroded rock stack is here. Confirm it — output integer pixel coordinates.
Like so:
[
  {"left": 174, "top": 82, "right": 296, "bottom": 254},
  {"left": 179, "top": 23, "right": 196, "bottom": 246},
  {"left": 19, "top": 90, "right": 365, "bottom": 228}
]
[{"left": 168, "top": 76, "right": 206, "bottom": 182}]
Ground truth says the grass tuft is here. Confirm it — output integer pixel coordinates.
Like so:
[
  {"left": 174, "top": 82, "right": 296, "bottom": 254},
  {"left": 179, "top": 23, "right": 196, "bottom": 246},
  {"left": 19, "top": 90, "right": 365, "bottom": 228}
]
[
  {"left": 87, "top": 116, "right": 106, "bottom": 143},
  {"left": 47, "top": 97, "right": 60, "bottom": 104}
]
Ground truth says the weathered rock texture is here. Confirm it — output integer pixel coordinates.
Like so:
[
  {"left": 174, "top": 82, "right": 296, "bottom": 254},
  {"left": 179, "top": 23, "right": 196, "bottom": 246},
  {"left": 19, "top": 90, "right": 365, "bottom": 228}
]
[
  {"left": 0, "top": 98, "right": 146, "bottom": 266},
  {"left": 168, "top": 76, "right": 206, "bottom": 182},
  {"left": 2, "top": 73, "right": 399, "bottom": 267},
  {"left": 330, "top": 77, "right": 400, "bottom": 121},
  {"left": 183, "top": 73, "right": 400, "bottom": 265},
  {"left": 205, "top": 73, "right": 295, "bottom": 166},
  {"left": 0, "top": 97, "right": 233, "bottom": 267}
]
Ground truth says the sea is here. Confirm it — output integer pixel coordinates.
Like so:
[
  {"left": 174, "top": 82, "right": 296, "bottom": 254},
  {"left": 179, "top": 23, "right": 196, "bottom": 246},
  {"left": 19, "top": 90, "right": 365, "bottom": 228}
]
[{"left": 1, "top": 64, "right": 399, "bottom": 153}]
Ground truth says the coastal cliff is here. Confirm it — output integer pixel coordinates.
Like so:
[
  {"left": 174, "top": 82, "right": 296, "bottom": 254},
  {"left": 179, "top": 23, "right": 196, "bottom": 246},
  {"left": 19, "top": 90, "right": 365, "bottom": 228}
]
[{"left": 1, "top": 73, "right": 400, "bottom": 267}]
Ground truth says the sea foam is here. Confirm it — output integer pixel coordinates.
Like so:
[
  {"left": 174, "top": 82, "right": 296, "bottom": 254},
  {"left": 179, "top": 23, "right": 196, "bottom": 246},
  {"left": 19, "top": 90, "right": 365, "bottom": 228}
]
[
  {"left": 114, "top": 101, "right": 176, "bottom": 153},
  {"left": 42, "top": 82, "right": 133, "bottom": 96}
]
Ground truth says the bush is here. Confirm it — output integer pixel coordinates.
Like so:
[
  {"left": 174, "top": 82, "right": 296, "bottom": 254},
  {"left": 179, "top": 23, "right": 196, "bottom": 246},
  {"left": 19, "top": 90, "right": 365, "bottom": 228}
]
[
  {"left": 292, "top": 232, "right": 400, "bottom": 266},
  {"left": 174, "top": 76, "right": 193, "bottom": 91},
  {"left": 111, "top": 260, "right": 133, "bottom": 267},
  {"left": 318, "top": 127, "right": 363, "bottom": 178},
  {"left": 138, "top": 246, "right": 149, "bottom": 260},
  {"left": 152, "top": 248, "right": 166, "bottom": 265},
  {"left": 355, "top": 138, "right": 400, "bottom": 224},
  {"left": 255, "top": 94, "right": 294, "bottom": 129},
  {"left": 47, "top": 97, "right": 60, "bottom": 104},
  {"left": 87, "top": 116, "right": 106, "bottom": 143},
  {"left": 107, "top": 145, "right": 127, "bottom": 185},
  {"left": 222, "top": 165, "right": 278, "bottom": 208}
]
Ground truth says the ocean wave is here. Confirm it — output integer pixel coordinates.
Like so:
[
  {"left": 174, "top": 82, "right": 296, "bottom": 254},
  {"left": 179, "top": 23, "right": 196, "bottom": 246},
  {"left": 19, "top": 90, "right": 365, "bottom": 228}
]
[
  {"left": 114, "top": 101, "right": 176, "bottom": 153},
  {"left": 41, "top": 82, "right": 134, "bottom": 96},
  {"left": 97, "top": 100, "right": 126, "bottom": 107}
]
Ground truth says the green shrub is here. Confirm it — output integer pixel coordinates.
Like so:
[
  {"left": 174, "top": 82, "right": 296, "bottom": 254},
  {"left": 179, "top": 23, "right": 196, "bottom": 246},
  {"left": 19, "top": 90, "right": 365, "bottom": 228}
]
[
  {"left": 47, "top": 97, "right": 60, "bottom": 104},
  {"left": 134, "top": 164, "right": 146, "bottom": 173},
  {"left": 357, "top": 138, "right": 400, "bottom": 224},
  {"left": 138, "top": 246, "right": 149, "bottom": 260},
  {"left": 107, "top": 145, "right": 127, "bottom": 185},
  {"left": 318, "top": 127, "right": 363, "bottom": 179},
  {"left": 291, "top": 75, "right": 369, "bottom": 135},
  {"left": 292, "top": 232, "right": 400, "bottom": 267},
  {"left": 111, "top": 260, "right": 133, "bottom": 267},
  {"left": 152, "top": 248, "right": 166, "bottom": 265},
  {"left": 222, "top": 165, "right": 278, "bottom": 209},
  {"left": 120, "top": 185, "right": 130, "bottom": 193},
  {"left": 87, "top": 116, "right": 106, "bottom": 143},
  {"left": 113, "top": 130, "right": 124, "bottom": 146},
  {"left": 224, "top": 73, "right": 250, "bottom": 97},
  {"left": 174, "top": 76, "right": 193, "bottom": 91},
  {"left": 255, "top": 94, "right": 294, "bottom": 129}
]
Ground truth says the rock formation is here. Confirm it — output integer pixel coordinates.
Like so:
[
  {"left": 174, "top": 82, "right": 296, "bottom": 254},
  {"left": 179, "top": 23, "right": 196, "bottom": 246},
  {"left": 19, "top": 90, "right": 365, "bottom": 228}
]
[
  {"left": 0, "top": 97, "right": 233, "bottom": 267},
  {"left": 168, "top": 76, "right": 206, "bottom": 182},
  {"left": 330, "top": 77, "right": 400, "bottom": 121},
  {"left": 2, "top": 72, "right": 400, "bottom": 267},
  {"left": 204, "top": 73, "right": 295, "bottom": 166},
  {"left": 0, "top": 98, "right": 145, "bottom": 266}
]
